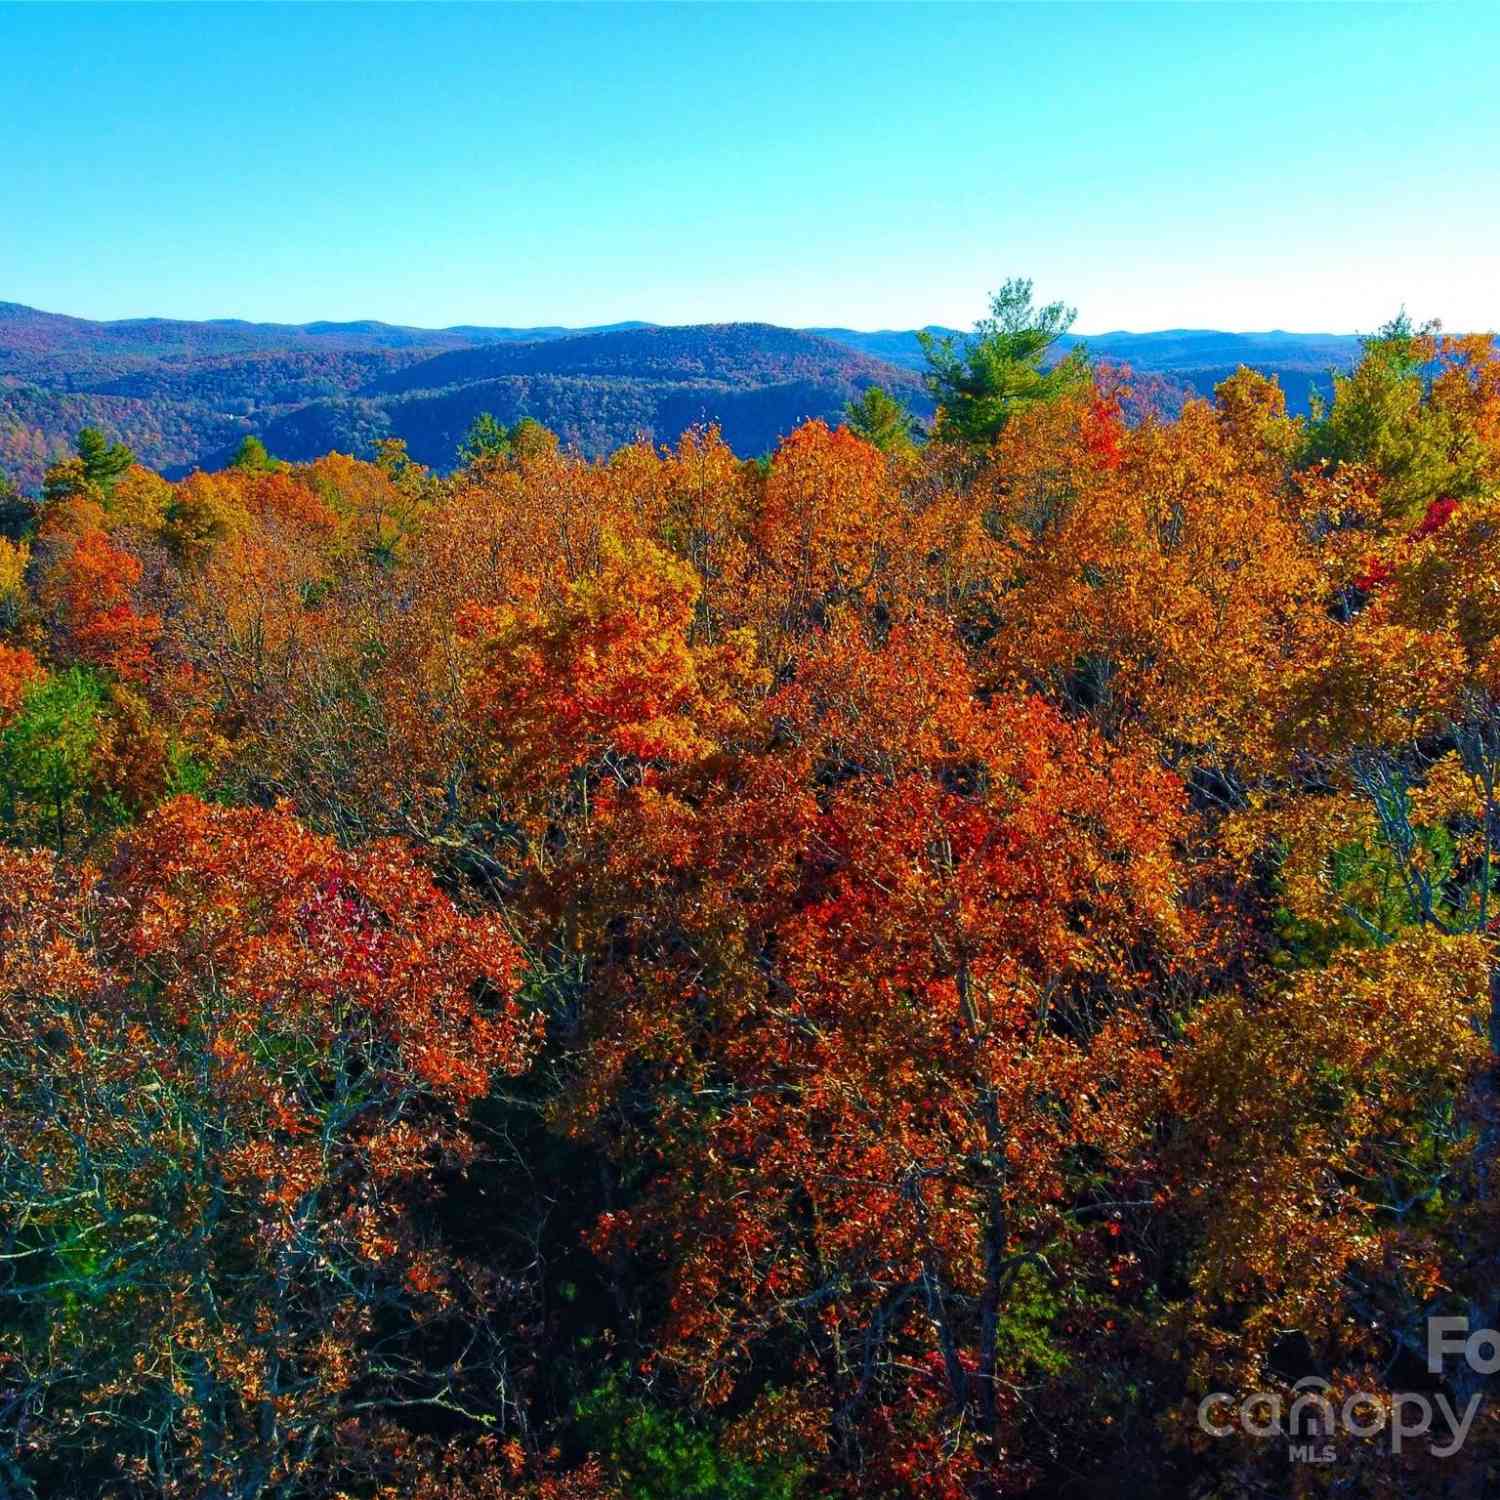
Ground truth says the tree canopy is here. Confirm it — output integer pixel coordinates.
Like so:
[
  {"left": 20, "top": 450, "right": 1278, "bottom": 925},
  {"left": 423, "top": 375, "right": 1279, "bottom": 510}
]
[{"left": 0, "top": 290, "right": 1499, "bottom": 1499}]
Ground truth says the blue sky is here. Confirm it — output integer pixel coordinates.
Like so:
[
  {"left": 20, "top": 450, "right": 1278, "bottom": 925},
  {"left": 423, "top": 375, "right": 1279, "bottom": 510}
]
[{"left": 2, "top": 1, "right": 1495, "bottom": 335}]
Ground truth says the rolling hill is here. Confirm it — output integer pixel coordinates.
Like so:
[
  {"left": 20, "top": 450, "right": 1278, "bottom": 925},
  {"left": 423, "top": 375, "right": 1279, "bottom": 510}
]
[
  {"left": 278, "top": 322, "right": 936, "bottom": 471},
  {"left": 0, "top": 308, "right": 933, "bottom": 486},
  {"left": 0, "top": 300, "right": 1374, "bottom": 490}
]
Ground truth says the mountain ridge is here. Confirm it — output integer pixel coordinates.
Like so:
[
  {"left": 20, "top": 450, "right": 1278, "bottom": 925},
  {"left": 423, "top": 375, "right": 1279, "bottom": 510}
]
[{"left": 0, "top": 300, "right": 1374, "bottom": 490}]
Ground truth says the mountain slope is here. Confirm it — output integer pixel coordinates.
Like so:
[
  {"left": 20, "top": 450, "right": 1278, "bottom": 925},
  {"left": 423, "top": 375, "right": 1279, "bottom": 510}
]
[
  {"left": 806, "top": 326, "right": 965, "bottom": 370},
  {"left": 242, "top": 325, "right": 933, "bottom": 471},
  {"left": 369, "top": 322, "right": 913, "bottom": 395},
  {"left": 0, "top": 299, "right": 1380, "bottom": 489},
  {"left": 0, "top": 305, "right": 934, "bottom": 483}
]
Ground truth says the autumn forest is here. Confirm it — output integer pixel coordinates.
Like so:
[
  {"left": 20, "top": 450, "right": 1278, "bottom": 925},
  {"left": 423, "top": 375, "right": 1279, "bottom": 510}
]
[{"left": 4, "top": 281, "right": 1500, "bottom": 1499}]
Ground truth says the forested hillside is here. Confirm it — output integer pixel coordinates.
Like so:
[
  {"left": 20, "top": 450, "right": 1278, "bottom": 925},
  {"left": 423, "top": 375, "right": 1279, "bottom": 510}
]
[
  {"left": 0, "top": 299, "right": 1366, "bottom": 490},
  {"left": 240, "top": 324, "right": 934, "bottom": 471},
  {"left": 0, "top": 305, "right": 930, "bottom": 485},
  {"left": 3, "top": 285, "right": 1500, "bottom": 1498}
]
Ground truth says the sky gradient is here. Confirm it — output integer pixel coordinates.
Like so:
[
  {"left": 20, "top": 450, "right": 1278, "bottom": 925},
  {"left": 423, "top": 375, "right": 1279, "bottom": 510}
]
[{"left": 2, "top": 1, "right": 1495, "bottom": 336}]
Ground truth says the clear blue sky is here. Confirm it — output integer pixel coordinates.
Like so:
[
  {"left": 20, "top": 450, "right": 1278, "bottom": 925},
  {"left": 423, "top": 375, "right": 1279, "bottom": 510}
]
[{"left": 2, "top": 1, "right": 1495, "bottom": 335}]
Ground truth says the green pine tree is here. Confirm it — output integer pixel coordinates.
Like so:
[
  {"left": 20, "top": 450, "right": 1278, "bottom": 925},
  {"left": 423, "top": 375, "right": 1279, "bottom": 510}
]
[
  {"left": 75, "top": 427, "right": 135, "bottom": 492},
  {"left": 919, "top": 278, "right": 1089, "bottom": 447},
  {"left": 457, "top": 411, "right": 512, "bottom": 466},
  {"left": 845, "top": 385, "right": 921, "bottom": 456},
  {"left": 230, "top": 435, "right": 278, "bottom": 472}
]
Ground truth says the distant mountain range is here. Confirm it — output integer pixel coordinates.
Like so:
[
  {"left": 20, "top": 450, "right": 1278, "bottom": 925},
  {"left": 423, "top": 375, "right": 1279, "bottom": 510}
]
[
  {"left": 811, "top": 326, "right": 1365, "bottom": 415},
  {"left": 0, "top": 300, "right": 1370, "bottom": 490}
]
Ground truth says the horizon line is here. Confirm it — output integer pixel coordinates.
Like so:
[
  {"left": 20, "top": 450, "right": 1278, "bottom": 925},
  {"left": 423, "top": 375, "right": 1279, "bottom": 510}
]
[{"left": 1, "top": 297, "right": 1388, "bottom": 342}]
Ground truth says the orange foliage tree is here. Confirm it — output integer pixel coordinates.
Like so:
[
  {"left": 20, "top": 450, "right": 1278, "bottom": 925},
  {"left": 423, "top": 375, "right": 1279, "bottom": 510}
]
[
  {"left": 554, "top": 620, "right": 1196, "bottom": 1494},
  {"left": 0, "top": 798, "right": 538, "bottom": 1496}
]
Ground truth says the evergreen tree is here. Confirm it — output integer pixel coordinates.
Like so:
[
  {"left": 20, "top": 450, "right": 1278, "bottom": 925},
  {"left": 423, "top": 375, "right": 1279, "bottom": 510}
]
[
  {"left": 75, "top": 427, "right": 135, "bottom": 492},
  {"left": 919, "top": 278, "right": 1089, "bottom": 447},
  {"left": 844, "top": 385, "right": 921, "bottom": 456},
  {"left": 457, "top": 411, "right": 512, "bottom": 466},
  {"left": 230, "top": 435, "right": 277, "bottom": 472},
  {"left": 1303, "top": 309, "right": 1468, "bottom": 517}
]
